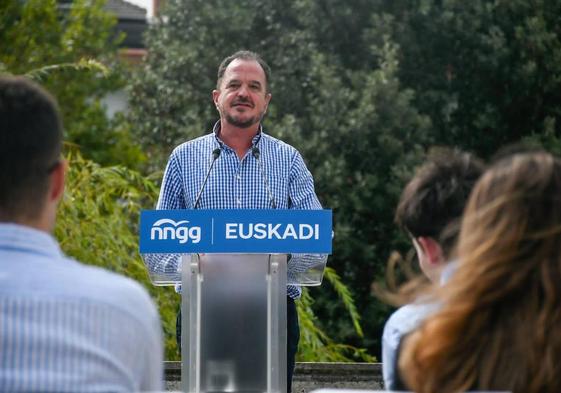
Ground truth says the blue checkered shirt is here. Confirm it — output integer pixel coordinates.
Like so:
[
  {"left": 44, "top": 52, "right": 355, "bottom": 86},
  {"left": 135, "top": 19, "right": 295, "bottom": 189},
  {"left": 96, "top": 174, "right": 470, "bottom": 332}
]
[{"left": 154, "top": 122, "right": 322, "bottom": 298}]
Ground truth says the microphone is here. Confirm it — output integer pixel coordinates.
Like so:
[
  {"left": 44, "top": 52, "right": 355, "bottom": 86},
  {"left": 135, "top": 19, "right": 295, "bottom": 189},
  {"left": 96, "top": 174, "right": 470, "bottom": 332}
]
[
  {"left": 252, "top": 146, "right": 277, "bottom": 209},
  {"left": 193, "top": 148, "right": 221, "bottom": 209}
]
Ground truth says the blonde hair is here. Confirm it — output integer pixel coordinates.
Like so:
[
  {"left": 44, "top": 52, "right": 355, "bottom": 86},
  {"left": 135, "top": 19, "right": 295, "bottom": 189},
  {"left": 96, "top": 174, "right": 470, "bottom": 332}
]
[{"left": 399, "top": 151, "right": 561, "bottom": 393}]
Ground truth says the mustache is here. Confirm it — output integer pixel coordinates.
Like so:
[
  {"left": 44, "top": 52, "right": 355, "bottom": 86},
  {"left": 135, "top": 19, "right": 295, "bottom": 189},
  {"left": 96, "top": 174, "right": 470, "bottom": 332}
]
[{"left": 232, "top": 97, "right": 253, "bottom": 106}]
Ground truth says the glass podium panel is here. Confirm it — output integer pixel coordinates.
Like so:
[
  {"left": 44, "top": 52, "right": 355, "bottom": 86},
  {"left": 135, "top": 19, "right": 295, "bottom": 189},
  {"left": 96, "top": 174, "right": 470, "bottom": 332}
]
[
  {"left": 182, "top": 254, "right": 287, "bottom": 393},
  {"left": 142, "top": 253, "right": 182, "bottom": 286},
  {"left": 287, "top": 253, "right": 328, "bottom": 286},
  {"left": 142, "top": 253, "right": 327, "bottom": 287}
]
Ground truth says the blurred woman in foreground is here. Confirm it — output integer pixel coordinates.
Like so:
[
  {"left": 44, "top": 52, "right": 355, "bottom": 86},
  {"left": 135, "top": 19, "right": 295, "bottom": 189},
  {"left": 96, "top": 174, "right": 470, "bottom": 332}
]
[{"left": 399, "top": 151, "right": 561, "bottom": 393}]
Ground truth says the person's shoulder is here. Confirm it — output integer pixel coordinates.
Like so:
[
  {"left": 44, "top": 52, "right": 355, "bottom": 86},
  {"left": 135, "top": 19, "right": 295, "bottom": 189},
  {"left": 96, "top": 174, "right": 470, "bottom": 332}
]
[
  {"left": 65, "top": 258, "right": 159, "bottom": 322},
  {"left": 260, "top": 132, "right": 299, "bottom": 154},
  {"left": 383, "top": 306, "right": 409, "bottom": 340},
  {"left": 171, "top": 133, "right": 215, "bottom": 157},
  {"left": 384, "top": 302, "right": 436, "bottom": 339}
]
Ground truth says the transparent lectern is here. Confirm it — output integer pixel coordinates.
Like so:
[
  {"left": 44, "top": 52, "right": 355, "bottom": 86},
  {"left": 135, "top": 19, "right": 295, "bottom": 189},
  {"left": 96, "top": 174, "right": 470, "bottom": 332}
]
[
  {"left": 143, "top": 252, "right": 327, "bottom": 393},
  {"left": 144, "top": 252, "right": 327, "bottom": 393},
  {"left": 140, "top": 209, "right": 331, "bottom": 393}
]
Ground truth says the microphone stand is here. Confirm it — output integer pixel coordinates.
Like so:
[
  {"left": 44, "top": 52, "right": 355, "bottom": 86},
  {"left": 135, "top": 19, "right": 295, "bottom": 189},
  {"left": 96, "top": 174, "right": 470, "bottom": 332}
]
[{"left": 193, "top": 148, "right": 221, "bottom": 209}]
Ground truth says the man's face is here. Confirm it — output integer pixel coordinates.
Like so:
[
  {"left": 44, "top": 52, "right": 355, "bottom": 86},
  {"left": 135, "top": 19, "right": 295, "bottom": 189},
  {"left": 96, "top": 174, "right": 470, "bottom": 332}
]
[{"left": 212, "top": 59, "right": 272, "bottom": 129}]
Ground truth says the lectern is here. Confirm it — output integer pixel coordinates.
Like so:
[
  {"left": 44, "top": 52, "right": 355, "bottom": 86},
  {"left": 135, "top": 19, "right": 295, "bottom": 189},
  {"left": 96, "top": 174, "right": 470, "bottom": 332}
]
[{"left": 140, "top": 209, "right": 332, "bottom": 393}]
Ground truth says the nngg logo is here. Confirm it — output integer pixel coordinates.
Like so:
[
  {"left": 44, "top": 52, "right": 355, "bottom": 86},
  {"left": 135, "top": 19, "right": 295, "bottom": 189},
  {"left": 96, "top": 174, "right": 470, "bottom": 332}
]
[{"left": 150, "top": 219, "right": 201, "bottom": 244}]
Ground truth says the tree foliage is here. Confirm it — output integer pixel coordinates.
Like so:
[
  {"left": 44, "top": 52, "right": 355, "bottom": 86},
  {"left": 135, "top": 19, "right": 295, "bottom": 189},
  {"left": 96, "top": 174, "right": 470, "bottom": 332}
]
[
  {"left": 0, "top": 0, "right": 144, "bottom": 168},
  {"left": 369, "top": 0, "right": 561, "bottom": 157},
  {"left": 56, "top": 153, "right": 180, "bottom": 359}
]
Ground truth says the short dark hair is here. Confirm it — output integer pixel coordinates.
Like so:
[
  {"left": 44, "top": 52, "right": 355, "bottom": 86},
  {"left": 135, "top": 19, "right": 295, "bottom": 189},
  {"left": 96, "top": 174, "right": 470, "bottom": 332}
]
[
  {"left": 395, "top": 147, "right": 484, "bottom": 257},
  {"left": 216, "top": 50, "right": 271, "bottom": 92},
  {"left": 0, "top": 76, "right": 63, "bottom": 221}
]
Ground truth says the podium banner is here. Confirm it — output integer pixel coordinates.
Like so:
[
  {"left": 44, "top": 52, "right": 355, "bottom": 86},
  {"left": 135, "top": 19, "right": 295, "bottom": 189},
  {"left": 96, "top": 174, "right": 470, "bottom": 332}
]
[{"left": 139, "top": 209, "right": 332, "bottom": 254}]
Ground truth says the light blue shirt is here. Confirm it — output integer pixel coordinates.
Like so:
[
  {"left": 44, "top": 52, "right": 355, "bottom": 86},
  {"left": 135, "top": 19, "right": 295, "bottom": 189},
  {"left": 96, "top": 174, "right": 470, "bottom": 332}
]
[
  {"left": 0, "top": 223, "right": 163, "bottom": 392},
  {"left": 151, "top": 122, "right": 323, "bottom": 298},
  {"left": 381, "top": 301, "right": 439, "bottom": 389},
  {"left": 381, "top": 262, "right": 456, "bottom": 389}
]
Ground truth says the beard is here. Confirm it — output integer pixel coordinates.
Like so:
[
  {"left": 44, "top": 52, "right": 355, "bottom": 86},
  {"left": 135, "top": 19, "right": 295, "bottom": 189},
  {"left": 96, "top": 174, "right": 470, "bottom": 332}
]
[{"left": 224, "top": 110, "right": 265, "bottom": 129}]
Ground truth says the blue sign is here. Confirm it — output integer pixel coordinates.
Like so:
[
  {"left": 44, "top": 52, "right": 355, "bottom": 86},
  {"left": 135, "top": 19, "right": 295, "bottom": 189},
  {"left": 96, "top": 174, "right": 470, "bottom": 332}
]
[{"left": 139, "top": 209, "right": 332, "bottom": 254}]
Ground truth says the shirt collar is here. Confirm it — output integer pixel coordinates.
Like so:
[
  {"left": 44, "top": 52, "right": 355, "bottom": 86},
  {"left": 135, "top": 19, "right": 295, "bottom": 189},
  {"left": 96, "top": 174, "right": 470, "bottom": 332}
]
[
  {"left": 212, "top": 121, "right": 263, "bottom": 152},
  {"left": 0, "top": 223, "right": 63, "bottom": 259}
]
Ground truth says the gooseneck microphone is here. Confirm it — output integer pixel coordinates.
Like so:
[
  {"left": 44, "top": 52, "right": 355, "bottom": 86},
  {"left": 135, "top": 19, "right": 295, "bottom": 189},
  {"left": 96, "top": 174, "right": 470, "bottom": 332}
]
[
  {"left": 252, "top": 146, "right": 277, "bottom": 209},
  {"left": 193, "top": 148, "right": 221, "bottom": 209}
]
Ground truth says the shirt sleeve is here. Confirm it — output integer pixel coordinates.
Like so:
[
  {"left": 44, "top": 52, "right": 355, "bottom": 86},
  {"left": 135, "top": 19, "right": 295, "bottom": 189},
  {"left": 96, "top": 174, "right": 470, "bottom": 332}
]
[
  {"left": 143, "top": 152, "right": 185, "bottom": 279},
  {"left": 157, "top": 152, "right": 187, "bottom": 210},
  {"left": 288, "top": 150, "right": 322, "bottom": 210},
  {"left": 286, "top": 149, "right": 326, "bottom": 287}
]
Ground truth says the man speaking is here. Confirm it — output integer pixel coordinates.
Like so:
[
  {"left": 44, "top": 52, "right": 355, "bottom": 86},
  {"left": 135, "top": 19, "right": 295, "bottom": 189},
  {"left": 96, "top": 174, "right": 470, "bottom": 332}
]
[{"left": 153, "top": 50, "right": 322, "bottom": 392}]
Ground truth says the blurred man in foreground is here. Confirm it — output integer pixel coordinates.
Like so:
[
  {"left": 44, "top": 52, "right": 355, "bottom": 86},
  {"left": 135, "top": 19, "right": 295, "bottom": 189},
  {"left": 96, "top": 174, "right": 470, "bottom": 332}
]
[{"left": 0, "top": 76, "right": 163, "bottom": 392}]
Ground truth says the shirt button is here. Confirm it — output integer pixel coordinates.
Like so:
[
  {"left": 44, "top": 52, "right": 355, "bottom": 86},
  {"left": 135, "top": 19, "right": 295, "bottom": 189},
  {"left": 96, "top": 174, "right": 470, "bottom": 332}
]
[
  {"left": 237, "top": 198, "right": 242, "bottom": 206},
  {"left": 236, "top": 174, "right": 241, "bottom": 180}
]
